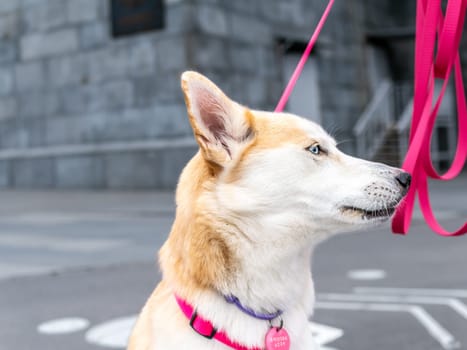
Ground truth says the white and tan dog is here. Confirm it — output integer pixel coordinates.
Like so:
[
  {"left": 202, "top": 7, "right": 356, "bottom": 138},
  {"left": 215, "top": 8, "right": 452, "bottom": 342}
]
[{"left": 127, "top": 71, "right": 411, "bottom": 350}]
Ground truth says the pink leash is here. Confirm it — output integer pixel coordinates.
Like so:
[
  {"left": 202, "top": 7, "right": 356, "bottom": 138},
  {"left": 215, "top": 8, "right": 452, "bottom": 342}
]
[
  {"left": 277, "top": 0, "right": 467, "bottom": 236},
  {"left": 275, "top": 0, "right": 335, "bottom": 113},
  {"left": 392, "top": 0, "right": 467, "bottom": 236}
]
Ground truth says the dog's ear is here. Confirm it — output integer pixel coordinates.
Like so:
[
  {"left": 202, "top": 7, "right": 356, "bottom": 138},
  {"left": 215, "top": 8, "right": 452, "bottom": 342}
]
[{"left": 181, "top": 71, "right": 255, "bottom": 167}]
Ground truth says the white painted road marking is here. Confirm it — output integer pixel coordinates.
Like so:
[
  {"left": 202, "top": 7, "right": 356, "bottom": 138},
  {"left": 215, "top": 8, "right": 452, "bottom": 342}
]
[
  {"left": 315, "top": 301, "right": 460, "bottom": 349},
  {"left": 319, "top": 293, "right": 467, "bottom": 320},
  {"left": 0, "top": 263, "right": 57, "bottom": 281},
  {"left": 310, "top": 322, "right": 343, "bottom": 350},
  {"left": 85, "top": 316, "right": 137, "bottom": 348},
  {"left": 37, "top": 318, "right": 90, "bottom": 335},
  {"left": 354, "top": 287, "right": 467, "bottom": 299},
  {"left": 0, "top": 233, "right": 128, "bottom": 253},
  {"left": 347, "top": 269, "right": 387, "bottom": 281}
]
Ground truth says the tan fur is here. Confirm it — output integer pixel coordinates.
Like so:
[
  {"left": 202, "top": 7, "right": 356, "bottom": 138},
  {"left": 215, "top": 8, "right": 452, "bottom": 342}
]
[
  {"left": 128, "top": 150, "right": 237, "bottom": 348},
  {"left": 128, "top": 75, "right": 316, "bottom": 348},
  {"left": 252, "top": 113, "right": 312, "bottom": 150},
  {"left": 127, "top": 281, "right": 168, "bottom": 350},
  {"left": 128, "top": 71, "right": 409, "bottom": 350},
  {"left": 160, "top": 153, "right": 236, "bottom": 294}
]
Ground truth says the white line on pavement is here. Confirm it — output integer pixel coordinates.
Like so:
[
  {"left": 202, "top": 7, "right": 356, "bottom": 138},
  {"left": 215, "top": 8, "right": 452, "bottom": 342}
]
[
  {"left": 315, "top": 301, "right": 460, "bottom": 350},
  {"left": 347, "top": 269, "right": 387, "bottom": 281},
  {"left": 354, "top": 287, "right": 467, "bottom": 299},
  {"left": 0, "top": 233, "right": 128, "bottom": 253},
  {"left": 38, "top": 318, "right": 90, "bottom": 335},
  {"left": 85, "top": 316, "right": 137, "bottom": 348},
  {"left": 309, "top": 322, "right": 344, "bottom": 348},
  {"left": 318, "top": 293, "right": 467, "bottom": 320}
]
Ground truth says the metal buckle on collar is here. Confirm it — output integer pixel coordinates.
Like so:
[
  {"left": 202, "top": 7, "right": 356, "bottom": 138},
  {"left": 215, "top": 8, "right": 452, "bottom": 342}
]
[{"left": 189, "top": 309, "right": 217, "bottom": 339}]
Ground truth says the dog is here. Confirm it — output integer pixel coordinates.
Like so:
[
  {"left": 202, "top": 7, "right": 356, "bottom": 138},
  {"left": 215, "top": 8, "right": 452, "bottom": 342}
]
[{"left": 127, "top": 71, "right": 411, "bottom": 350}]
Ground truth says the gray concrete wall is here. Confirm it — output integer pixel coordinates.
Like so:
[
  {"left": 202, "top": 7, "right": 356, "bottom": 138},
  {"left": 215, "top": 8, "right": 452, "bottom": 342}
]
[
  {"left": 315, "top": 0, "right": 368, "bottom": 153},
  {"left": 0, "top": 0, "right": 369, "bottom": 188}
]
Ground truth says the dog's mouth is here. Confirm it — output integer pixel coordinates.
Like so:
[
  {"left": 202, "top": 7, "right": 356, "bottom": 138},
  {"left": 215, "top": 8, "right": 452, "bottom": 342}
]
[{"left": 340, "top": 205, "right": 396, "bottom": 220}]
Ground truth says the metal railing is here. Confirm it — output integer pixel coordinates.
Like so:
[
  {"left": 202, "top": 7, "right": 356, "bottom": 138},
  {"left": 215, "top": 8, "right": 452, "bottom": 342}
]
[
  {"left": 354, "top": 79, "right": 394, "bottom": 160},
  {"left": 354, "top": 79, "right": 456, "bottom": 169},
  {"left": 396, "top": 99, "right": 457, "bottom": 169}
]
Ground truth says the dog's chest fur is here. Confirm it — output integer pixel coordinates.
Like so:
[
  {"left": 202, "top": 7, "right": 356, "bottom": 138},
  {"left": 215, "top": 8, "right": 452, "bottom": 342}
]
[
  {"left": 128, "top": 152, "right": 320, "bottom": 350},
  {"left": 130, "top": 280, "right": 317, "bottom": 350}
]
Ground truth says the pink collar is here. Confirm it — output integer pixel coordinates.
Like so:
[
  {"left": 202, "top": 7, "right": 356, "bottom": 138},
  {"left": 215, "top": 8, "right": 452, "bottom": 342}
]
[{"left": 175, "top": 294, "right": 262, "bottom": 350}]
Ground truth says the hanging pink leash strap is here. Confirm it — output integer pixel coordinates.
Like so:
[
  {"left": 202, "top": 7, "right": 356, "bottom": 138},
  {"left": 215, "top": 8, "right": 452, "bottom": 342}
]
[
  {"left": 275, "top": 0, "right": 335, "bottom": 112},
  {"left": 278, "top": 0, "right": 467, "bottom": 236},
  {"left": 392, "top": 0, "right": 467, "bottom": 236}
]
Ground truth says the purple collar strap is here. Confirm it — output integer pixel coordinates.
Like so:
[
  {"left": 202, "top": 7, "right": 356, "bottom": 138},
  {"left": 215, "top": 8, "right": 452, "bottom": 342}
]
[{"left": 224, "top": 295, "right": 283, "bottom": 321}]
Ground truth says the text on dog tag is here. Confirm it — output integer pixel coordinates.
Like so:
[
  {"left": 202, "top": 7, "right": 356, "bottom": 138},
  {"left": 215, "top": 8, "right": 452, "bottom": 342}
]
[{"left": 265, "top": 327, "right": 290, "bottom": 350}]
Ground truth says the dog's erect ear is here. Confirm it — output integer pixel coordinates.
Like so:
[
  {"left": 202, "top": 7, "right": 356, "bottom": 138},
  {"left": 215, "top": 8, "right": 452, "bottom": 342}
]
[{"left": 181, "top": 71, "right": 255, "bottom": 167}]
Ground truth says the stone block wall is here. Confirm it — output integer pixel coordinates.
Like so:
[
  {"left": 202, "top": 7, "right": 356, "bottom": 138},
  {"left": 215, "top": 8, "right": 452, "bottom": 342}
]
[
  {"left": 0, "top": 0, "right": 370, "bottom": 188},
  {"left": 314, "top": 0, "right": 369, "bottom": 153}
]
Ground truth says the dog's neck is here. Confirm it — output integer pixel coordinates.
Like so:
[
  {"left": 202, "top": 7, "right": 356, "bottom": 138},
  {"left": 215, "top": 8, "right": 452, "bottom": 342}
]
[
  {"left": 226, "top": 242, "right": 315, "bottom": 316},
  {"left": 161, "top": 212, "right": 316, "bottom": 319},
  {"left": 159, "top": 154, "right": 316, "bottom": 316}
]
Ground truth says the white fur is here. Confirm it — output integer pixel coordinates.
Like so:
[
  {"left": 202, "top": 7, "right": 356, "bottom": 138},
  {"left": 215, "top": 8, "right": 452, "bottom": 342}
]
[
  {"left": 129, "top": 75, "right": 409, "bottom": 350},
  {"left": 178, "top": 114, "right": 405, "bottom": 349}
]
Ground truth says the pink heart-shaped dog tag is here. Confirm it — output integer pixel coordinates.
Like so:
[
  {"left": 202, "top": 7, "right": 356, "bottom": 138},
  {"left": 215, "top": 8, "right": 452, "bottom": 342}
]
[{"left": 265, "top": 327, "right": 290, "bottom": 350}]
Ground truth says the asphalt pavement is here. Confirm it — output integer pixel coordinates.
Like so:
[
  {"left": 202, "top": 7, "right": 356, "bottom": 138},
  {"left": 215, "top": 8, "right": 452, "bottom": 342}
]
[{"left": 1, "top": 174, "right": 467, "bottom": 350}]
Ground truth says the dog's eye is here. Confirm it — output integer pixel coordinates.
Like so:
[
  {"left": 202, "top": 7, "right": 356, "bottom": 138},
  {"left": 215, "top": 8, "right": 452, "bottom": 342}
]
[{"left": 307, "top": 144, "right": 321, "bottom": 155}]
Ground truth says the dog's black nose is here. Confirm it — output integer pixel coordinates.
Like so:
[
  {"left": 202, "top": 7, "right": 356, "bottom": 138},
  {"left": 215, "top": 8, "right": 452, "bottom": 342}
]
[{"left": 395, "top": 172, "right": 411, "bottom": 190}]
